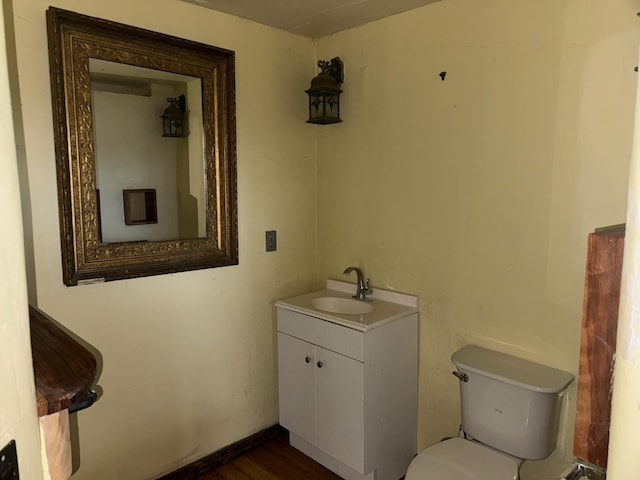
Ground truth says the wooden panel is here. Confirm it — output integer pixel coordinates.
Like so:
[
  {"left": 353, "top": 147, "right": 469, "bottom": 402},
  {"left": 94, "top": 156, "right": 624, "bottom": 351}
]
[
  {"left": 123, "top": 189, "right": 158, "bottom": 225},
  {"left": 29, "top": 305, "right": 97, "bottom": 416},
  {"left": 40, "top": 410, "right": 72, "bottom": 480},
  {"left": 573, "top": 228, "right": 624, "bottom": 468}
]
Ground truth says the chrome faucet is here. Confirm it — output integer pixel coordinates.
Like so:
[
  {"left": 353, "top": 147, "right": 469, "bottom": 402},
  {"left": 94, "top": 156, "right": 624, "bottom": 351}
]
[{"left": 343, "top": 266, "right": 373, "bottom": 301}]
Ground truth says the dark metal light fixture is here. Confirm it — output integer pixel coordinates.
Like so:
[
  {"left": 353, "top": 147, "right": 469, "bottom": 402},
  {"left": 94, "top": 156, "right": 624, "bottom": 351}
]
[
  {"left": 161, "top": 94, "right": 187, "bottom": 137},
  {"left": 306, "top": 57, "right": 344, "bottom": 125}
]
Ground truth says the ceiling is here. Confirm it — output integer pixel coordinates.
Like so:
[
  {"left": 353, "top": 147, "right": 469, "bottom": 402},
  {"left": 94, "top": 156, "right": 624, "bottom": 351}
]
[{"left": 180, "top": 0, "right": 441, "bottom": 38}]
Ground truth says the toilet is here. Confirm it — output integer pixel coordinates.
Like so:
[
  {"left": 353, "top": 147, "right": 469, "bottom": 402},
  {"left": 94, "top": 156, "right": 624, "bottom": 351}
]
[{"left": 406, "top": 345, "right": 574, "bottom": 480}]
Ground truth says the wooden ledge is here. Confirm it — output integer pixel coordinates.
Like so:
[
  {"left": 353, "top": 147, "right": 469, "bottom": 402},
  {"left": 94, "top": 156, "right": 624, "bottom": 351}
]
[{"left": 29, "top": 305, "right": 97, "bottom": 417}]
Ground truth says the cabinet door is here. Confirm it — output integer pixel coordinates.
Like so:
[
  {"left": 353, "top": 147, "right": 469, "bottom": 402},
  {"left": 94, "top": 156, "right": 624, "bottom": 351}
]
[
  {"left": 278, "top": 332, "right": 317, "bottom": 445},
  {"left": 316, "top": 346, "right": 365, "bottom": 473}
]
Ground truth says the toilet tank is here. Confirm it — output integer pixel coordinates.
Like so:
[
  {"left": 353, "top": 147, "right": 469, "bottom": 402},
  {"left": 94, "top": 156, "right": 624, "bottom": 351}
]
[{"left": 452, "top": 345, "right": 574, "bottom": 460}]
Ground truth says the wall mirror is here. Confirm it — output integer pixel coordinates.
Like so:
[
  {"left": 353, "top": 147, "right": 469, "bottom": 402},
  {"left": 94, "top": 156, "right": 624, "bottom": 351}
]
[{"left": 46, "top": 7, "right": 238, "bottom": 286}]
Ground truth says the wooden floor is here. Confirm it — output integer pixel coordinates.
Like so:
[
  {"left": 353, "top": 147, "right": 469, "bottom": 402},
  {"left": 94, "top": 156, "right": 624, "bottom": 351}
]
[{"left": 194, "top": 433, "right": 344, "bottom": 480}]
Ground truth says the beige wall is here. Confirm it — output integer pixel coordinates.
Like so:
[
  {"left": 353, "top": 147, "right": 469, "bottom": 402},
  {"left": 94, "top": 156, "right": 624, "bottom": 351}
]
[
  {"left": 6, "top": 0, "right": 640, "bottom": 478},
  {"left": 9, "top": 0, "right": 316, "bottom": 478},
  {"left": 315, "top": 0, "right": 638, "bottom": 477},
  {"left": 609, "top": 59, "right": 640, "bottom": 476},
  {"left": 0, "top": 2, "right": 45, "bottom": 478}
]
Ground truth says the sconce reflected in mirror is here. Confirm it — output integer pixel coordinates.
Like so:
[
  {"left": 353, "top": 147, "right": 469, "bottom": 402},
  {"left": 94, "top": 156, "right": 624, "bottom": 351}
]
[
  {"left": 161, "top": 94, "right": 187, "bottom": 137},
  {"left": 306, "top": 57, "right": 343, "bottom": 125}
]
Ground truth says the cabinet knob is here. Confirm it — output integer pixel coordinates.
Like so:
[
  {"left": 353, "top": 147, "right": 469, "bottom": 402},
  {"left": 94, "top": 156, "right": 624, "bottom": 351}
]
[
  {"left": 305, "top": 356, "right": 311, "bottom": 363},
  {"left": 317, "top": 361, "right": 323, "bottom": 368}
]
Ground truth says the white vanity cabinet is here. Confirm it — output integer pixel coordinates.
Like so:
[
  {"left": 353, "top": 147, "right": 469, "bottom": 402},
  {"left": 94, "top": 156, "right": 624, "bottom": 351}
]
[
  {"left": 278, "top": 330, "right": 365, "bottom": 470},
  {"left": 276, "top": 282, "right": 419, "bottom": 480}
]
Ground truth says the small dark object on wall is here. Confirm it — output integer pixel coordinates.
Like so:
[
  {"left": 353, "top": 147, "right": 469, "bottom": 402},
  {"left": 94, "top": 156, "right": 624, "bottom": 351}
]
[
  {"left": 123, "top": 189, "right": 158, "bottom": 225},
  {"left": 439, "top": 71, "right": 447, "bottom": 81},
  {"left": 266, "top": 230, "right": 277, "bottom": 252},
  {"left": 0, "top": 440, "right": 19, "bottom": 479}
]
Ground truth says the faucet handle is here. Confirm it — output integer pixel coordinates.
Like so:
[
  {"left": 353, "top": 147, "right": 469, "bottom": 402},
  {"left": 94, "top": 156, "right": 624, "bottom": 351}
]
[{"left": 364, "top": 278, "right": 373, "bottom": 294}]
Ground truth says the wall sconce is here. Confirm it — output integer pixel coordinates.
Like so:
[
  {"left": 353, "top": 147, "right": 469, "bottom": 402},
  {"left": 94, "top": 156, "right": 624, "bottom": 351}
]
[
  {"left": 161, "top": 94, "right": 187, "bottom": 137},
  {"left": 306, "top": 57, "right": 343, "bottom": 125}
]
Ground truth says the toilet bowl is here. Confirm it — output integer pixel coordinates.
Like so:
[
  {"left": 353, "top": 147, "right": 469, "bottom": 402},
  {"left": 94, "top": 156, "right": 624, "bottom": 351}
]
[
  {"left": 405, "top": 437, "right": 520, "bottom": 480},
  {"left": 405, "top": 345, "right": 574, "bottom": 480}
]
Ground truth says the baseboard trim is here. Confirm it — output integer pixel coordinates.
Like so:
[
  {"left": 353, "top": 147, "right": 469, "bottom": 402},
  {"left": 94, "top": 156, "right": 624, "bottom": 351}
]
[{"left": 156, "top": 424, "right": 286, "bottom": 479}]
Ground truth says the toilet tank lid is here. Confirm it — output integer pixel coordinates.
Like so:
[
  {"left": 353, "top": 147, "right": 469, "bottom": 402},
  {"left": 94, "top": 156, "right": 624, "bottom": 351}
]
[{"left": 451, "top": 345, "right": 574, "bottom": 393}]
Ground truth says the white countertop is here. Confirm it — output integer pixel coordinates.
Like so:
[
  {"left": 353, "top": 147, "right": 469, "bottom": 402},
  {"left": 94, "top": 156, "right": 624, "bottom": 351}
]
[{"left": 275, "top": 280, "right": 419, "bottom": 332}]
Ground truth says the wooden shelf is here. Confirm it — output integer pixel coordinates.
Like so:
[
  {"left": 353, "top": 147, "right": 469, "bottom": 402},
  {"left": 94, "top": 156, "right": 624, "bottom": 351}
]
[{"left": 29, "top": 305, "right": 97, "bottom": 417}]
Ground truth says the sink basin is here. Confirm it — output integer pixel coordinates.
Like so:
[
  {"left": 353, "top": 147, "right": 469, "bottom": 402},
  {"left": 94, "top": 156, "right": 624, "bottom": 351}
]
[{"left": 310, "top": 297, "right": 375, "bottom": 315}]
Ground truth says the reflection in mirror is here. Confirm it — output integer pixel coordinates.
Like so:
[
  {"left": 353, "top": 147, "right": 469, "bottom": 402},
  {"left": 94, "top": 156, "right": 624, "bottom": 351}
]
[
  {"left": 47, "top": 7, "right": 238, "bottom": 285},
  {"left": 90, "top": 60, "right": 206, "bottom": 243}
]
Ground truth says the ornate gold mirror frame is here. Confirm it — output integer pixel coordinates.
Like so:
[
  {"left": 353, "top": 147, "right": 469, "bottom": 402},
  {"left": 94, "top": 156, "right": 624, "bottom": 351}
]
[{"left": 46, "top": 7, "right": 238, "bottom": 286}]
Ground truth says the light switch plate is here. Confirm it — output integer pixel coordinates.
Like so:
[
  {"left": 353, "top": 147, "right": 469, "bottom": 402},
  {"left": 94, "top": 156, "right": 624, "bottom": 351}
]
[{"left": 265, "top": 230, "right": 277, "bottom": 252}]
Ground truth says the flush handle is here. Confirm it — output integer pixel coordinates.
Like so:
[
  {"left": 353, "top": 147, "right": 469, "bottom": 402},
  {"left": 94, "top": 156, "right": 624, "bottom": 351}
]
[{"left": 452, "top": 371, "right": 469, "bottom": 382}]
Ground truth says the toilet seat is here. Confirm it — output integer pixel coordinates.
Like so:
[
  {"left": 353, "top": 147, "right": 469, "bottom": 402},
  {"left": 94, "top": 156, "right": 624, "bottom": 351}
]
[{"left": 405, "top": 437, "right": 519, "bottom": 480}]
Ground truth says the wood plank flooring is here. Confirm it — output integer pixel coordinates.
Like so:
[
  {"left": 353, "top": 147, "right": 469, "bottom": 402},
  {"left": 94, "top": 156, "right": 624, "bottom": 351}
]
[{"left": 192, "top": 433, "right": 343, "bottom": 480}]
